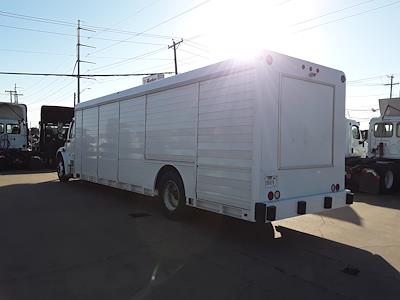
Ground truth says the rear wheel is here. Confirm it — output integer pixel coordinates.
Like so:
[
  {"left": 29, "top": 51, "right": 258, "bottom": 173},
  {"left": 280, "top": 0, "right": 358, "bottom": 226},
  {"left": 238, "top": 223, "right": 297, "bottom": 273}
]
[
  {"left": 374, "top": 164, "right": 398, "bottom": 194},
  {"left": 159, "top": 171, "right": 186, "bottom": 219},
  {"left": 57, "top": 156, "right": 69, "bottom": 182}
]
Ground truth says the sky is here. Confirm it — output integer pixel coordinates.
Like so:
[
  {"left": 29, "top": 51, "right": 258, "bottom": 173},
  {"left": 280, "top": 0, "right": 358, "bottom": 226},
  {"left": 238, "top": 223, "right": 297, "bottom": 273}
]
[{"left": 0, "top": 0, "right": 399, "bottom": 128}]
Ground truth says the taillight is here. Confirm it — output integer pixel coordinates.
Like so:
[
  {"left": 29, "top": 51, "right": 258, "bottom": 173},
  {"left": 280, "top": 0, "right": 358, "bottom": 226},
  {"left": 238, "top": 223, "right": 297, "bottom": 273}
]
[
  {"left": 336, "top": 184, "right": 340, "bottom": 192},
  {"left": 267, "top": 191, "right": 274, "bottom": 200},
  {"left": 331, "top": 184, "right": 336, "bottom": 192},
  {"left": 274, "top": 191, "right": 281, "bottom": 199}
]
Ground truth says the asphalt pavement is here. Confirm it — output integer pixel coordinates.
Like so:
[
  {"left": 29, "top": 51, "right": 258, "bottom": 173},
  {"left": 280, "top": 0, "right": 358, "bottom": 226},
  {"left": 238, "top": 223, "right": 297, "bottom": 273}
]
[{"left": 0, "top": 171, "right": 399, "bottom": 300}]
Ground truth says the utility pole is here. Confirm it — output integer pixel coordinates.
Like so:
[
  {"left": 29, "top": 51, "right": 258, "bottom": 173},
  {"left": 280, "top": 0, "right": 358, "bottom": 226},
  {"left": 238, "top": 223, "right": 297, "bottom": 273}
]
[
  {"left": 5, "top": 84, "right": 22, "bottom": 103},
  {"left": 77, "top": 20, "right": 81, "bottom": 105},
  {"left": 5, "top": 89, "right": 13, "bottom": 103},
  {"left": 76, "top": 20, "right": 95, "bottom": 104},
  {"left": 384, "top": 75, "right": 400, "bottom": 99},
  {"left": 13, "top": 84, "right": 23, "bottom": 104},
  {"left": 168, "top": 39, "right": 183, "bottom": 75}
]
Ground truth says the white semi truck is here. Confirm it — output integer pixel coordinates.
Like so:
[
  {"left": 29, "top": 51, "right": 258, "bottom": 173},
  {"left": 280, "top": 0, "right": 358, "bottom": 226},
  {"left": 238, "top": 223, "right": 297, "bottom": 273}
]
[
  {"left": 345, "top": 98, "right": 400, "bottom": 194},
  {"left": 345, "top": 118, "right": 367, "bottom": 159},
  {"left": 57, "top": 51, "right": 353, "bottom": 224},
  {"left": 0, "top": 102, "right": 30, "bottom": 167}
]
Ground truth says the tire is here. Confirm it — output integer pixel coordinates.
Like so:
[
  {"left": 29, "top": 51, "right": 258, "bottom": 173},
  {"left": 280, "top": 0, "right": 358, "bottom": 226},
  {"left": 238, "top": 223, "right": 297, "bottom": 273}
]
[
  {"left": 374, "top": 164, "right": 398, "bottom": 194},
  {"left": 57, "top": 156, "right": 69, "bottom": 182},
  {"left": 159, "top": 171, "right": 186, "bottom": 219}
]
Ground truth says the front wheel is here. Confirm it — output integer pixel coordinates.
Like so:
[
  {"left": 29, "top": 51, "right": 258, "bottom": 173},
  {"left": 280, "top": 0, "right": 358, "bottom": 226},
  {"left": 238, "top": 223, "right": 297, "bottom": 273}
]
[
  {"left": 159, "top": 171, "right": 186, "bottom": 219},
  {"left": 57, "top": 156, "right": 69, "bottom": 182}
]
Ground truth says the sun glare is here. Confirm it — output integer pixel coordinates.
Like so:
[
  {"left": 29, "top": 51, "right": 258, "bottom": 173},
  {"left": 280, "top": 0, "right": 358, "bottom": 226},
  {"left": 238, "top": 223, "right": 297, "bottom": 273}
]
[
  {"left": 203, "top": 1, "right": 287, "bottom": 59},
  {"left": 194, "top": 0, "right": 320, "bottom": 62}
]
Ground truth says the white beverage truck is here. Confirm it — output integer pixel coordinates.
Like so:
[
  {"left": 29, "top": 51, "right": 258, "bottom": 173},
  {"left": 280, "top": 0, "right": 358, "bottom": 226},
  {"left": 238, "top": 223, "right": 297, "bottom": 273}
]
[{"left": 57, "top": 50, "right": 353, "bottom": 223}]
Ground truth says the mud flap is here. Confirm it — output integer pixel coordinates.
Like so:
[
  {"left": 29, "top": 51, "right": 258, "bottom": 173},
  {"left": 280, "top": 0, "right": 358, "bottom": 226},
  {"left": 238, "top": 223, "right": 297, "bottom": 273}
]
[{"left": 358, "top": 168, "right": 380, "bottom": 194}]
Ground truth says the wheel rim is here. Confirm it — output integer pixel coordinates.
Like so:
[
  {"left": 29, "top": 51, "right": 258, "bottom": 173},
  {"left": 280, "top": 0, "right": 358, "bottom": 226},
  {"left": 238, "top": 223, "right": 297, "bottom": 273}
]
[
  {"left": 57, "top": 161, "right": 64, "bottom": 178},
  {"left": 384, "top": 170, "right": 394, "bottom": 189},
  {"left": 163, "top": 180, "right": 180, "bottom": 211}
]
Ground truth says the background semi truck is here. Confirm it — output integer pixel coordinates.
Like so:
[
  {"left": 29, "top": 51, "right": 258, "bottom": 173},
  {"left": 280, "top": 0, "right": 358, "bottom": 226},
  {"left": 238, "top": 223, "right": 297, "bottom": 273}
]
[
  {"left": 0, "top": 102, "right": 30, "bottom": 167},
  {"left": 345, "top": 98, "right": 400, "bottom": 194},
  {"left": 38, "top": 105, "right": 74, "bottom": 166},
  {"left": 57, "top": 51, "right": 352, "bottom": 224},
  {"left": 345, "top": 118, "right": 367, "bottom": 159}
]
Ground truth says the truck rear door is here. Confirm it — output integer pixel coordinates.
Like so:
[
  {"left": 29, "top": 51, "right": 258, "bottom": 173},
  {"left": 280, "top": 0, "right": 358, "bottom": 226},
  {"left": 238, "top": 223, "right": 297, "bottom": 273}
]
[{"left": 261, "top": 56, "right": 345, "bottom": 200}]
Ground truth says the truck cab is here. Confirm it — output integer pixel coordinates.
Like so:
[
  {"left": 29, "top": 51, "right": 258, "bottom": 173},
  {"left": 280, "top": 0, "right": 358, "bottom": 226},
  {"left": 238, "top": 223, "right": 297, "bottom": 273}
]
[
  {"left": 39, "top": 106, "right": 74, "bottom": 166},
  {"left": 0, "top": 102, "right": 30, "bottom": 167},
  {"left": 368, "top": 116, "right": 400, "bottom": 159},
  {"left": 345, "top": 98, "right": 400, "bottom": 194},
  {"left": 56, "top": 118, "right": 75, "bottom": 180},
  {"left": 345, "top": 118, "right": 367, "bottom": 158}
]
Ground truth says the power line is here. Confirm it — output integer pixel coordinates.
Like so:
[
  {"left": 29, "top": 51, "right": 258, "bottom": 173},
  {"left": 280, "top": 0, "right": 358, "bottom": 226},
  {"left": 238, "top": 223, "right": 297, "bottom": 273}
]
[
  {"left": 184, "top": 41, "right": 210, "bottom": 53},
  {"left": 87, "top": 46, "right": 167, "bottom": 73},
  {"left": 142, "top": 0, "right": 211, "bottom": 34},
  {"left": 347, "top": 82, "right": 387, "bottom": 86},
  {"left": 0, "top": 48, "right": 172, "bottom": 61},
  {"left": 85, "top": 36, "right": 166, "bottom": 46},
  {"left": 0, "top": 23, "right": 76, "bottom": 36},
  {"left": 346, "top": 108, "right": 379, "bottom": 111},
  {"left": 0, "top": 23, "right": 169, "bottom": 45},
  {"left": 27, "top": 80, "right": 75, "bottom": 106},
  {"left": 0, "top": 9, "right": 177, "bottom": 39},
  {"left": 179, "top": 47, "right": 209, "bottom": 60},
  {"left": 347, "top": 74, "right": 397, "bottom": 83},
  {"left": 0, "top": 48, "right": 74, "bottom": 56},
  {"left": 0, "top": 10, "right": 75, "bottom": 27},
  {"left": 104, "top": 0, "right": 162, "bottom": 27},
  {"left": 347, "top": 93, "right": 386, "bottom": 98},
  {"left": 290, "top": 0, "right": 377, "bottom": 27},
  {"left": 83, "top": 26, "right": 178, "bottom": 40},
  {"left": 0, "top": 71, "right": 173, "bottom": 77},
  {"left": 23, "top": 59, "right": 74, "bottom": 97},
  {"left": 294, "top": 0, "right": 400, "bottom": 33},
  {"left": 88, "top": 0, "right": 211, "bottom": 56}
]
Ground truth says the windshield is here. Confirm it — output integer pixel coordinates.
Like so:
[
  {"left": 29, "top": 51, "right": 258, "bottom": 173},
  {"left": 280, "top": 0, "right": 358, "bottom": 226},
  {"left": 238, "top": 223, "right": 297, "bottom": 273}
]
[
  {"left": 374, "top": 122, "right": 393, "bottom": 138},
  {"left": 6, "top": 124, "right": 20, "bottom": 134},
  {"left": 44, "top": 124, "right": 69, "bottom": 141},
  {"left": 351, "top": 125, "right": 360, "bottom": 140}
]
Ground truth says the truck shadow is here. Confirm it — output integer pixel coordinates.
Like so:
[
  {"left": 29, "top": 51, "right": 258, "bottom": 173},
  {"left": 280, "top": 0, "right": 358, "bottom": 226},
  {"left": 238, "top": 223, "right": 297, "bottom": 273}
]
[
  {"left": 0, "top": 157, "right": 52, "bottom": 175},
  {"left": 354, "top": 192, "right": 400, "bottom": 210},
  {"left": 315, "top": 205, "right": 363, "bottom": 225},
  {"left": 0, "top": 169, "right": 55, "bottom": 176},
  {"left": 0, "top": 180, "right": 399, "bottom": 300}
]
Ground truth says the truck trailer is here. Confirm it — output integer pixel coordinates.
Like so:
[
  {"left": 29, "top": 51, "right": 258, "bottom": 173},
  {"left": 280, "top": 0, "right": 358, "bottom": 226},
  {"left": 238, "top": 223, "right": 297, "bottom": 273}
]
[{"left": 57, "top": 51, "right": 353, "bottom": 224}]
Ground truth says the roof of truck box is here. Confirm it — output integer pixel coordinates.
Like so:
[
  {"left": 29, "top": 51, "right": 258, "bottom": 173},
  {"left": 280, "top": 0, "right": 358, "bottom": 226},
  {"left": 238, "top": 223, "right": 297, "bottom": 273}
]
[
  {"left": 75, "top": 50, "right": 344, "bottom": 111},
  {"left": 75, "top": 57, "right": 255, "bottom": 111}
]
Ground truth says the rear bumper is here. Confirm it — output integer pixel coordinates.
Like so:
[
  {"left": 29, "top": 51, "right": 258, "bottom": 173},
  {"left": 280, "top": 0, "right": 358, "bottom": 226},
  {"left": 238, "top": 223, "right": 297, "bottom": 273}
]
[{"left": 255, "top": 190, "right": 353, "bottom": 223}]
